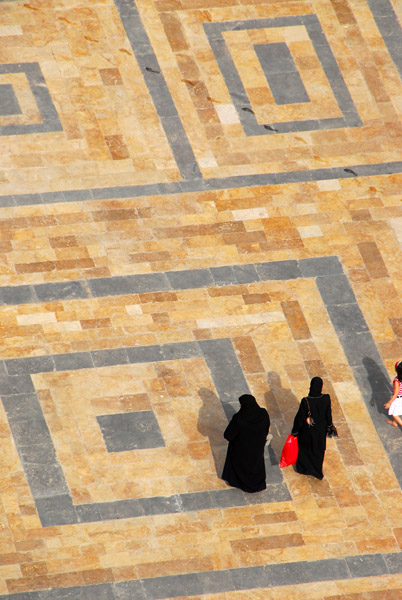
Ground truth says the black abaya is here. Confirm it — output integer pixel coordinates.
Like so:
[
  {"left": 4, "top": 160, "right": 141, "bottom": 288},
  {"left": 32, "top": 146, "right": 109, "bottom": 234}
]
[
  {"left": 291, "top": 392, "right": 333, "bottom": 480},
  {"left": 222, "top": 394, "right": 270, "bottom": 493}
]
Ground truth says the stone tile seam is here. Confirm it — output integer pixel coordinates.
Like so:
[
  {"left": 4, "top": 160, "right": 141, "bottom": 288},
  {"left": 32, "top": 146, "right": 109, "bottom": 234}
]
[
  {"left": 3, "top": 337, "right": 288, "bottom": 528},
  {"left": 113, "top": 0, "right": 201, "bottom": 180},
  {"left": 1, "top": 256, "right": 399, "bottom": 530},
  {"left": 1, "top": 161, "right": 402, "bottom": 206},
  {"left": 0, "top": 256, "right": 341, "bottom": 306},
  {"left": 204, "top": 14, "right": 361, "bottom": 135},
  {"left": 0, "top": 553, "right": 401, "bottom": 599}
]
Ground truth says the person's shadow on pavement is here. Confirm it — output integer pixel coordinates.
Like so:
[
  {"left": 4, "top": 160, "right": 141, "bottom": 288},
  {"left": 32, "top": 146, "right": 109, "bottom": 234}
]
[
  {"left": 362, "top": 356, "right": 392, "bottom": 416},
  {"left": 265, "top": 371, "right": 300, "bottom": 468},
  {"left": 197, "top": 387, "right": 228, "bottom": 478}
]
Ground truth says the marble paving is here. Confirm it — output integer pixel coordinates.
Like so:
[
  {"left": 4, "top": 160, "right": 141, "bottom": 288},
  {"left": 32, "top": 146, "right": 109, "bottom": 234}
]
[{"left": 0, "top": 0, "right": 402, "bottom": 598}]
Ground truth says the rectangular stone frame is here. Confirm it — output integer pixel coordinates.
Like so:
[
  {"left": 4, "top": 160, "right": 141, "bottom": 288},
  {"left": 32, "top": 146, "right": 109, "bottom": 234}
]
[
  {"left": 204, "top": 14, "right": 362, "bottom": 135},
  {"left": 1, "top": 256, "right": 400, "bottom": 527},
  {"left": 1, "top": 256, "right": 401, "bottom": 598}
]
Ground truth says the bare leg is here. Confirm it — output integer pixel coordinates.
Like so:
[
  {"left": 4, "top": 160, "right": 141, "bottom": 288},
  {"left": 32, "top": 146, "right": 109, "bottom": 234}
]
[{"left": 393, "top": 415, "right": 402, "bottom": 427}]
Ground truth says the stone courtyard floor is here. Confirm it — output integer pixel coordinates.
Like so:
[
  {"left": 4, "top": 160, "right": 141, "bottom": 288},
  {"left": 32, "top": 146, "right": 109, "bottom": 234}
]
[{"left": 0, "top": 0, "right": 402, "bottom": 598}]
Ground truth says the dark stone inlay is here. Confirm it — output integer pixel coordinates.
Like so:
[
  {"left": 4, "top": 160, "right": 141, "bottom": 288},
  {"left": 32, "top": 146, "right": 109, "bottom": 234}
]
[
  {"left": 0, "top": 0, "right": 401, "bottom": 591},
  {"left": 210, "top": 265, "right": 237, "bottom": 286},
  {"left": 126, "top": 272, "right": 171, "bottom": 293},
  {"left": 0, "top": 336, "right": 288, "bottom": 528},
  {"left": 3, "top": 162, "right": 402, "bottom": 208},
  {"left": 91, "top": 348, "right": 130, "bottom": 367},
  {"left": 97, "top": 411, "right": 165, "bottom": 452},
  {"left": 316, "top": 274, "right": 357, "bottom": 305},
  {"left": 113, "top": 580, "right": 147, "bottom": 600},
  {"left": 87, "top": 276, "right": 133, "bottom": 297},
  {"left": 254, "top": 42, "right": 298, "bottom": 74},
  {"left": 142, "top": 572, "right": 203, "bottom": 600},
  {"left": 0, "top": 285, "right": 36, "bottom": 305},
  {"left": 325, "top": 303, "right": 369, "bottom": 334},
  {"left": 254, "top": 43, "right": 310, "bottom": 104},
  {"left": 53, "top": 352, "right": 94, "bottom": 371},
  {"left": 5, "top": 355, "right": 56, "bottom": 376},
  {"left": 232, "top": 263, "right": 259, "bottom": 284},
  {"left": 266, "top": 71, "right": 310, "bottom": 105},
  {"left": 208, "top": 488, "right": 248, "bottom": 508},
  {"left": 1, "top": 257, "right": 401, "bottom": 600},
  {"left": 138, "top": 495, "right": 182, "bottom": 516},
  {"left": 34, "top": 281, "right": 88, "bottom": 303},
  {"left": 113, "top": 0, "right": 201, "bottom": 180},
  {"left": 1, "top": 551, "right": 401, "bottom": 598},
  {"left": 0, "top": 63, "right": 62, "bottom": 136},
  {"left": 76, "top": 504, "right": 103, "bottom": 523},
  {"left": 126, "top": 344, "right": 164, "bottom": 363},
  {"left": 384, "top": 552, "right": 402, "bottom": 574},
  {"left": 0, "top": 373, "right": 35, "bottom": 396},
  {"left": 0, "top": 83, "right": 22, "bottom": 115},
  {"left": 198, "top": 569, "right": 236, "bottom": 594},
  {"left": 367, "top": 0, "right": 402, "bottom": 81},
  {"left": 346, "top": 554, "right": 388, "bottom": 577},
  {"left": 98, "top": 499, "right": 144, "bottom": 521},
  {"left": 161, "top": 341, "right": 202, "bottom": 361},
  {"left": 18, "top": 443, "right": 57, "bottom": 465},
  {"left": 179, "top": 491, "right": 216, "bottom": 512},
  {"left": 204, "top": 15, "right": 361, "bottom": 135},
  {"left": 2, "top": 393, "right": 45, "bottom": 421},
  {"left": 23, "top": 464, "right": 69, "bottom": 499},
  {"left": 166, "top": 268, "right": 214, "bottom": 290},
  {"left": 0, "top": 554, "right": 401, "bottom": 600},
  {"left": 299, "top": 256, "right": 342, "bottom": 277},
  {"left": 199, "top": 338, "right": 250, "bottom": 418}
]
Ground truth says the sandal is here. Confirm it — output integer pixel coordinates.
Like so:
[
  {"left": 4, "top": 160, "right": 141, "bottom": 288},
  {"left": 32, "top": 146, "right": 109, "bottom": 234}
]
[{"left": 386, "top": 419, "right": 398, "bottom": 427}]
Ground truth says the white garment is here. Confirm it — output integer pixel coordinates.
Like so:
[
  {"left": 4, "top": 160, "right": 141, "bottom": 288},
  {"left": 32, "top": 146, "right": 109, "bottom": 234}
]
[{"left": 388, "top": 396, "right": 402, "bottom": 416}]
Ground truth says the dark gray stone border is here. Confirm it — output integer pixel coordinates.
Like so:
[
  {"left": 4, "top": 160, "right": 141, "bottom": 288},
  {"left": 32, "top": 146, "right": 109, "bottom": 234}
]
[
  {"left": 0, "top": 63, "right": 62, "bottom": 136},
  {"left": 0, "top": 0, "right": 401, "bottom": 202},
  {"left": 2, "top": 256, "right": 401, "bottom": 528},
  {"left": 2, "top": 335, "right": 289, "bottom": 528},
  {"left": 204, "top": 14, "right": 361, "bottom": 135},
  {"left": 0, "top": 83, "right": 22, "bottom": 116},
  {"left": 1, "top": 256, "right": 401, "bottom": 596},
  {"left": 0, "top": 161, "right": 401, "bottom": 207},
  {"left": 113, "top": 0, "right": 201, "bottom": 181},
  {"left": 367, "top": 0, "right": 402, "bottom": 81},
  {"left": 1, "top": 553, "right": 401, "bottom": 599}
]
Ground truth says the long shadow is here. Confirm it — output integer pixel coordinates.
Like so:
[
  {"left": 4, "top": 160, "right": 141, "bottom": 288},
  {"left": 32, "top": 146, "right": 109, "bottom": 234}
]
[
  {"left": 265, "top": 371, "right": 301, "bottom": 468},
  {"left": 197, "top": 387, "right": 228, "bottom": 478},
  {"left": 362, "top": 356, "right": 392, "bottom": 416}
]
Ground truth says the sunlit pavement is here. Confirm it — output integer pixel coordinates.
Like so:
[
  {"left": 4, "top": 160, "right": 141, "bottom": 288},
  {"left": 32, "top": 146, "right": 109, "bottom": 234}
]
[{"left": 0, "top": 0, "right": 402, "bottom": 598}]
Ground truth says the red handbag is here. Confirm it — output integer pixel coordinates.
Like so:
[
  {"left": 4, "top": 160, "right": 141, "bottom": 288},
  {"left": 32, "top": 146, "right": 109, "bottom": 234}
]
[{"left": 280, "top": 434, "right": 299, "bottom": 468}]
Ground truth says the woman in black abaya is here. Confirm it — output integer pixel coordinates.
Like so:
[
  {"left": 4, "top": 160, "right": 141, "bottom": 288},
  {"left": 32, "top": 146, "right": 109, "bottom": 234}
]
[
  {"left": 222, "top": 394, "right": 270, "bottom": 493},
  {"left": 291, "top": 377, "right": 334, "bottom": 480}
]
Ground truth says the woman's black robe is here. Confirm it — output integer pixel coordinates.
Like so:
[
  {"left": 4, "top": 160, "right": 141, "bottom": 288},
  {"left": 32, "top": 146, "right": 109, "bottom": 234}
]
[
  {"left": 222, "top": 396, "right": 270, "bottom": 493},
  {"left": 291, "top": 394, "right": 333, "bottom": 480}
]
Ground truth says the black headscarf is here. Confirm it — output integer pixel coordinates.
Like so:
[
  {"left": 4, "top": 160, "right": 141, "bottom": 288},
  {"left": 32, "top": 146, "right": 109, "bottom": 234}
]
[
  {"left": 239, "top": 394, "right": 258, "bottom": 410},
  {"left": 238, "top": 394, "right": 263, "bottom": 420},
  {"left": 308, "top": 377, "right": 323, "bottom": 397}
]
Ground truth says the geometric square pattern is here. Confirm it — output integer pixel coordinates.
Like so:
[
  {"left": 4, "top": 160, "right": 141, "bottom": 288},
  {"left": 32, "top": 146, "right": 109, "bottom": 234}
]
[
  {"left": 204, "top": 15, "right": 362, "bottom": 135},
  {"left": 1, "top": 0, "right": 402, "bottom": 598},
  {"left": 0, "top": 63, "right": 62, "bottom": 136},
  {"left": 97, "top": 411, "right": 165, "bottom": 452},
  {"left": 1, "top": 256, "right": 402, "bottom": 599}
]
